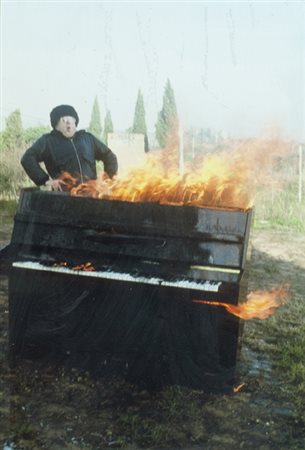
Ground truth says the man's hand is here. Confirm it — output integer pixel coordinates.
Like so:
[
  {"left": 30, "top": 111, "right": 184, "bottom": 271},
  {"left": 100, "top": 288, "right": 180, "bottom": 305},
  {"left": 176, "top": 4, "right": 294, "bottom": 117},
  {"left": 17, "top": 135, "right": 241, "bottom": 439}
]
[
  {"left": 102, "top": 172, "right": 117, "bottom": 182},
  {"left": 45, "top": 178, "right": 66, "bottom": 192}
]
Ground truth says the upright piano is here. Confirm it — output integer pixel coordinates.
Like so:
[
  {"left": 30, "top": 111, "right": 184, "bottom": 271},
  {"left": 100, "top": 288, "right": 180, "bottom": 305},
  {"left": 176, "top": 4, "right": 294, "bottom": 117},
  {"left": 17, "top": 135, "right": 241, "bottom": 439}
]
[{"left": 4, "top": 187, "right": 253, "bottom": 391}]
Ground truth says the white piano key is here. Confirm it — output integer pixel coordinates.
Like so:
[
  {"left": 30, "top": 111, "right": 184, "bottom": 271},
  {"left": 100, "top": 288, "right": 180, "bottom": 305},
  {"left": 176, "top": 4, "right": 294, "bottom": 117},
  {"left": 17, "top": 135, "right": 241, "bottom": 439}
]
[{"left": 12, "top": 261, "right": 222, "bottom": 292}]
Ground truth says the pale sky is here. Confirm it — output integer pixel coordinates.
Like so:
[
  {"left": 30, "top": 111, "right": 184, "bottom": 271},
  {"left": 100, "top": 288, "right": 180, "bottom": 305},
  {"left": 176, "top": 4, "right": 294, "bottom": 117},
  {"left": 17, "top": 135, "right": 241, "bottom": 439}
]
[{"left": 1, "top": 1, "right": 305, "bottom": 140}]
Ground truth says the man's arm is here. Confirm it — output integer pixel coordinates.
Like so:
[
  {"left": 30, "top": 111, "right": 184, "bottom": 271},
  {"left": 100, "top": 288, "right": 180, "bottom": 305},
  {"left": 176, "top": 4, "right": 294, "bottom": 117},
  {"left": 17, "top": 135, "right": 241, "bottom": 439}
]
[
  {"left": 91, "top": 134, "right": 118, "bottom": 178},
  {"left": 21, "top": 135, "right": 50, "bottom": 186}
]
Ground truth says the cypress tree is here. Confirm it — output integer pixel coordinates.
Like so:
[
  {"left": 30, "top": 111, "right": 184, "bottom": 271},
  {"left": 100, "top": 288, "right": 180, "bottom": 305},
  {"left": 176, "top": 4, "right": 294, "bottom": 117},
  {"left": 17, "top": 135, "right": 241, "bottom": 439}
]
[
  {"left": 88, "top": 96, "right": 102, "bottom": 138},
  {"left": 103, "top": 110, "right": 113, "bottom": 145},
  {"left": 155, "top": 79, "right": 178, "bottom": 148},
  {"left": 132, "top": 89, "right": 149, "bottom": 152}
]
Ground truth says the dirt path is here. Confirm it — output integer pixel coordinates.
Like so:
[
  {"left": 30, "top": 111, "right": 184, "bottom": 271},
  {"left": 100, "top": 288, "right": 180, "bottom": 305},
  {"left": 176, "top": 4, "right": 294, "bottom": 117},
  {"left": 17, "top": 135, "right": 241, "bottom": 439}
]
[{"left": 251, "top": 229, "right": 305, "bottom": 269}]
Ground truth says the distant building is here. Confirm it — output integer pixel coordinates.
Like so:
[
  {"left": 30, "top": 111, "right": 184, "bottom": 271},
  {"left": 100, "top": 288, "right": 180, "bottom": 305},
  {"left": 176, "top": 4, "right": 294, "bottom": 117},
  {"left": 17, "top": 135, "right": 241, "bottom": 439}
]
[{"left": 108, "top": 132, "right": 146, "bottom": 174}]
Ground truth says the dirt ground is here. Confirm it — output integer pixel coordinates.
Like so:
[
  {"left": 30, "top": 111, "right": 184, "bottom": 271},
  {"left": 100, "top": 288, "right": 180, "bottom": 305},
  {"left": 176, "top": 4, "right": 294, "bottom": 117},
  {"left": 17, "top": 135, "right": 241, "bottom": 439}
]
[
  {"left": 250, "top": 229, "right": 305, "bottom": 274},
  {"left": 0, "top": 223, "right": 305, "bottom": 449}
]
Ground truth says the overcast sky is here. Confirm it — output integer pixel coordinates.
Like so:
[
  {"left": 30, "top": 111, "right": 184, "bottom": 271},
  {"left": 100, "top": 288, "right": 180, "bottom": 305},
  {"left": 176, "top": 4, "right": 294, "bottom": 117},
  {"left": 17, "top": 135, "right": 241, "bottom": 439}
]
[{"left": 1, "top": 1, "right": 304, "bottom": 140}]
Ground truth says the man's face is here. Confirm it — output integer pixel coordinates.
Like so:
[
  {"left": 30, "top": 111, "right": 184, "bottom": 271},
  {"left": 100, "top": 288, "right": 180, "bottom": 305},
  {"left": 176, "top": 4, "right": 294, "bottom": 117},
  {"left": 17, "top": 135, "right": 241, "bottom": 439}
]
[{"left": 55, "top": 116, "right": 77, "bottom": 138}]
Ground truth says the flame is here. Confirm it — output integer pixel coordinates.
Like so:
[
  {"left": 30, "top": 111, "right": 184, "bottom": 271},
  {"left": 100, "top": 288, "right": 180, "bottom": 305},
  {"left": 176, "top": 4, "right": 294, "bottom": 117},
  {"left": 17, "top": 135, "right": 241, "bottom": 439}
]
[
  {"left": 58, "top": 172, "right": 79, "bottom": 191},
  {"left": 58, "top": 135, "right": 290, "bottom": 211},
  {"left": 72, "top": 262, "right": 95, "bottom": 271},
  {"left": 233, "top": 383, "right": 246, "bottom": 393},
  {"left": 193, "top": 285, "right": 288, "bottom": 320},
  {"left": 52, "top": 261, "right": 95, "bottom": 271}
]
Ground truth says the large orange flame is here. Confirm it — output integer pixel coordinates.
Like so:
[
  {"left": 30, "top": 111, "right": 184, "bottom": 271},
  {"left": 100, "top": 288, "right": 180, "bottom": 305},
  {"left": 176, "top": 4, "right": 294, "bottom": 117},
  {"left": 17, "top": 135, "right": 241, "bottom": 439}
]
[
  {"left": 193, "top": 284, "right": 288, "bottom": 320},
  {"left": 58, "top": 135, "right": 290, "bottom": 210}
]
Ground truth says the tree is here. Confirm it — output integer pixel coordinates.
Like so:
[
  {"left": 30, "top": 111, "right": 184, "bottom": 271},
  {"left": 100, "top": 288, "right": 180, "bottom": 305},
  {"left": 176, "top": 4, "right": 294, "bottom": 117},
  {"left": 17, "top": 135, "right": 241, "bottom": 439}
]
[
  {"left": 155, "top": 79, "right": 178, "bottom": 148},
  {"left": 88, "top": 96, "right": 102, "bottom": 138},
  {"left": 23, "top": 126, "right": 50, "bottom": 146},
  {"left": 0, "top": 110, "right": 27, "bottom": 198},
  {"left": 103, "top": 110, "right": 113, "bottom": 145},
  {"left": 1, "top": 109, "right": 24, "bottom": 151},
  {"left": 132, "top": 89, "right": 149, "bottom": 152}
]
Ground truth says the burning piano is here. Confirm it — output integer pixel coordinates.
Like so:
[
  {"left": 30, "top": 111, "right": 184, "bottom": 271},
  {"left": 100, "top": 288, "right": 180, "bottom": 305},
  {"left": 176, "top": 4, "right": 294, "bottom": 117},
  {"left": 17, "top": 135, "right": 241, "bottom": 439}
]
[{"left": 3, "top": 150, "right": 255, "bottom": 392}]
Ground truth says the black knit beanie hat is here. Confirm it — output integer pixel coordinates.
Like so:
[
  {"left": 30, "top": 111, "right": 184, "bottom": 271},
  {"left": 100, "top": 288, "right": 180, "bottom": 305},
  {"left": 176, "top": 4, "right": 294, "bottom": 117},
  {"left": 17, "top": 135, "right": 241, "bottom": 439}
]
[{"left": 50, "top": 105, "right": 79, "bottom": 128}]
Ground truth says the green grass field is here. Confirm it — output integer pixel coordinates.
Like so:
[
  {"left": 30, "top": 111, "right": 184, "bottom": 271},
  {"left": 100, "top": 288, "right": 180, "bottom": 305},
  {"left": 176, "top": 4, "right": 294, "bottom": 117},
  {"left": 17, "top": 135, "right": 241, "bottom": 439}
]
[{"left": 254, "top": 182, "right": 305, "bottom": 232}]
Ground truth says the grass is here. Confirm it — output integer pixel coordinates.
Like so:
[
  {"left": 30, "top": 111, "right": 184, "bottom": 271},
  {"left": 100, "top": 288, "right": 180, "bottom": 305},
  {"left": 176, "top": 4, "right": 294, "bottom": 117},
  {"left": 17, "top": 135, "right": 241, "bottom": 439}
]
[
  {"left": 253, "top": 182, "right": 305, "bottom": 232},
  {"left": 0, "top": 200, "right": 17, "bottom": 217},
  {"left": 268, "top": 311, "right": 305, "bottom": 423},
  {"left": 243, "top": 227, "right": 305, "bottom": 429}
]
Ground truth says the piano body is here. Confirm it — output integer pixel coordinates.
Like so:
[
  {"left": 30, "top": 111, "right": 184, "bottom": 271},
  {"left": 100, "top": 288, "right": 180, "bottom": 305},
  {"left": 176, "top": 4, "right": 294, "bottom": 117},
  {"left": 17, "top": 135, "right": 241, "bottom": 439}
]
[{"left": 4, "top": 187, "right": 253, "bottom": 391}]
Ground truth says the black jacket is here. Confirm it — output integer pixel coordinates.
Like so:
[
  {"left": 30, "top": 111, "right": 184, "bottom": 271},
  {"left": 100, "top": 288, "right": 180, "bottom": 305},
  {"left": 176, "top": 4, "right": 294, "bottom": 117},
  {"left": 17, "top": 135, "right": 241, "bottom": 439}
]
[{"left": 21, "top": 129, "right": 118, "bottom": 186}]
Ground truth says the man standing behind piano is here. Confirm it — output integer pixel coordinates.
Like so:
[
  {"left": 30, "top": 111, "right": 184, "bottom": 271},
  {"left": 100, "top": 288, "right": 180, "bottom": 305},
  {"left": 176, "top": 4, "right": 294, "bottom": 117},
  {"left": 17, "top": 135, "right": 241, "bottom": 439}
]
[{"left": 21, "top": 104, "right": 118, "bottom": 191}]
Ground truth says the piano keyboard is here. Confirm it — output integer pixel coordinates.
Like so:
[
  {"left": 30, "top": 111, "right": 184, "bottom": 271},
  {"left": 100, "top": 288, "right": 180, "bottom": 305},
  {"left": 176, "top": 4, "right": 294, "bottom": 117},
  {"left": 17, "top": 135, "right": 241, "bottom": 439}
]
[{"left": 12, "top": 261, "right": 222, "bottom": 293}]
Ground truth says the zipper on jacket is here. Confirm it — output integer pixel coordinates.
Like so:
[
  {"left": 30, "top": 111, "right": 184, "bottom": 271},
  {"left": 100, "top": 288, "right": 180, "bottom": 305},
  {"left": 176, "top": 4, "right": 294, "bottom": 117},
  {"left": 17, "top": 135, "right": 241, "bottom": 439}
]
[{"left": 70, "top": 139, "right": 84, "bottom": 184}]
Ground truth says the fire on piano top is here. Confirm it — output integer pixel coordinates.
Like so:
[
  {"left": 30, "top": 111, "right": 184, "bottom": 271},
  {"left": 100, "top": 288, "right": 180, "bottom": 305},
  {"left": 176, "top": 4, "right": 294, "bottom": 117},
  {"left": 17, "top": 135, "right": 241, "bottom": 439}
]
[{"left": 56, "top": 134, "right": 289, "bottom": 211}]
